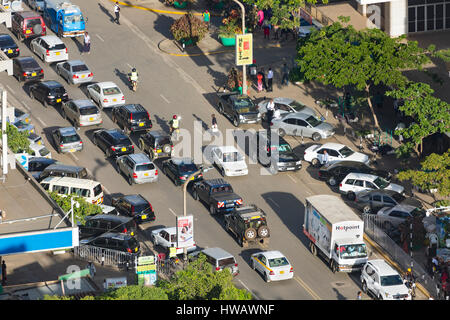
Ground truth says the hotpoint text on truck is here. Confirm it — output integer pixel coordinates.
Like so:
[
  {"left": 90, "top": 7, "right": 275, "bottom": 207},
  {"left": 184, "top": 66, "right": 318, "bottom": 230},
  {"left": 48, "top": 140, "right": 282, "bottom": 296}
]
[
  {"left": 303, "top": 194, "right": 369, "bottom": 273},
  {"left": 43, "top": 0, "right": 85, "bottom": 37}
]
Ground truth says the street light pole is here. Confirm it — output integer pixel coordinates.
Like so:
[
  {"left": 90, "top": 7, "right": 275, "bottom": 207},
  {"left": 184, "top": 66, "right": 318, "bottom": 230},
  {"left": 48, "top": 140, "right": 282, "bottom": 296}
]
[{"left": 233, "top": 0, "right": 247, "bottom": 96}]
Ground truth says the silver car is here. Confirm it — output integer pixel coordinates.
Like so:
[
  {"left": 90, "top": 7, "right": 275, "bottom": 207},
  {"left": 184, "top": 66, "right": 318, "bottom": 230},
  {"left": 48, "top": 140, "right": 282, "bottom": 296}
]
[
  {"left": 61, "top": 99, "right": 102, "bottom": 128},
  {"left": 56, "top": 60, "right": 93, "bottom": 85},
  {"left": 258, "top": 97, "right": 317, "bottom": 118},
  {"left": 51, "top": 126, "right": 83, "bottom": 153},
  {"left": 271, "top": 112, "right": 335, "bottom": 141},
  {"left": 376, "top": 205, "right": 425, "bottom": 229},
  {"left": 116, "top": 153, "right": 158, "bottom": 185}
]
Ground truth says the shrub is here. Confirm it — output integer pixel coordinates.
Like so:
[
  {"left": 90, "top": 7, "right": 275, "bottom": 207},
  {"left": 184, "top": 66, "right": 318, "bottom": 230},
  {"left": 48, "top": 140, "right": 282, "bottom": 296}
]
[
  {"left": 170, "top": 13, "right": 208, "bottom": 43},
  {"left": 0, "top": 123, "right": 32, "bottom": 154}
]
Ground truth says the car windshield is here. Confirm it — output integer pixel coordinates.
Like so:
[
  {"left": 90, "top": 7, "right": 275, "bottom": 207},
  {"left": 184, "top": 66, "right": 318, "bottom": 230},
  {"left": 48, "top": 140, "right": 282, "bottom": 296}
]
[
  {"left": 212, "top": 186, "right": 232, "bottom": 193},
  {"left": 0, "top": 36, "right": 15, "bottom": 46},
  {"left": 156, "top": 137, "right": 171, "bottom": 146},
  {"left": 392, "top": 193, "right": 406, "bottom": 202},
  {"left": 130, "top": 112, "right": 148, "bottom": 121},
  {"left": 268, "top": 257, "right": 289, "bottom": 268},
  {"left": 223, "top": 152, "right": 243, "bottom": 162},
  {"left": 218, "top": 257, "right": 236, "bottom": 267},
  {"left": 179, "top": 163, "right": 197, "bottom": 172},
  {"left": 79, "top": 106, "right": 98, "bottom": 115},
  {"left": 21, "top": 60, "right": 39, "bottom": 69},
  {"left": 79, "top": 168, "right": 88, "bottom": 179},
  {"left": 103, "top": 87, "right": 121, "bottom": 95},
  {"left": 136, "top": 163, "right": 155, "bottom": 171},
  {"left": 117, "top": 137, "right": 132, "bottom": 146},
  {"left": 72, "top": 64, "right": 88, "bottom": 72},
  {"left": 61, "top": 134, "right": 80, "bottom": 143},
  {"left": 339, "top": 146, "right": 354, "bottom": 158},
  {"left": 305, "top": 115, "right": 322, "bottom": 127},
  {"left": 290, "top": 101, "right": 307, "bottom": 112},
  {"left": 50, "top": 87, "right": 66, "bottom": 95},
  {"left": 39, "top": 147, "right": 50, "bottom": 156},
  {"left": 13, "top": 120, "right": 28, "bottom": 129},
  {"left": 25, "top": 19, "right": 42, "bottom": 28},
  {"left": 64, "top": 14, "right": 84, "bottom": 24},
  {"left": 374, "top": 177, "right": 390, "bottom": 189},
  {"left": 50, "top": 43, "right": 66, "bottom": 50},
  {"left": 234, "top": 98, "right": 254, "bottom": 113},
  {"left": 93, "top": 184, "right": 102, "bottom": 197},
  {"left": 339, "top": 244, "right": 368, "bottom": 259},
  {"left": 380, "top": 275, "right": 404, "bottom": 286},
  {"left": 269, "top": 144, "right": 292, "bottom": 153}
]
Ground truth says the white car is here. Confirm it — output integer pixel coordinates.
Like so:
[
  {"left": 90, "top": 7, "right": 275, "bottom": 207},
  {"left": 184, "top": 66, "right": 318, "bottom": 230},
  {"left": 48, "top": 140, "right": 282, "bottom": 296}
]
[
  {"left": 250, "top": 251, "right": 294, "bottom": 282},
  {"left": 339, "top": 172, "right": 404, "bottom": 200},
  {"left": 151, "top": 227, "right": 197, "bottom": 255},
  {"left": 303, "top": 143, "right": 370, "bottom": 167},
  {"left": 377, "top": 205, "right": 425, "bottom": 229},
  {"left": 29, "top": 142, "right": 52, "bottom": 159},
  {"left": 361, "top": 259, "right": 411, "bottom": 300},
  {"left": 86, "top": 82, "right": 125, "bottom": 109},
  {"left": 30, "top": 35, "right": 68, "bottom": 63},
  {"left": 257, "top": 97, "right": 317, "bottom": 118},
  {"left": 211, "top": 146, "right": 248, "bottom": 177}
]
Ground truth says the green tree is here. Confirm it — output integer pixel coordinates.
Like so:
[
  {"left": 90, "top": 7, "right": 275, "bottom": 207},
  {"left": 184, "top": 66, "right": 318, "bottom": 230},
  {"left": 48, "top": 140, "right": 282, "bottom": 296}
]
[
  {"left": 0, "top": 123, "right": 32, "bottom": 154},
  {"left": 159, "top": 254, "right": 252, "bottom": 300},
  {"left": 49, "top": 192, "right": 102, "bottom": 225},
  {"left": 386, "top": 82, "right": 450, "bottom": 156},
  {"left": 296, "top": 20, "right": 431, "bottom": 130},
  {"left": 397, "top": 150, "right": 450, "bottom": 198},
  {"left": 98, "top": 285, "right": 169, "bottom": 300}
]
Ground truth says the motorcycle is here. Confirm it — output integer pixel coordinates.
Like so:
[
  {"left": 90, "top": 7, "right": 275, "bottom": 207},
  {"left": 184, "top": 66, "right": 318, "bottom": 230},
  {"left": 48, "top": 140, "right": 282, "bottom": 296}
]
[
  {"left": 404, "top": 278, "right": 416, "bottom": 298},
  {"left": 128, "top": 74, "right": 138, "bottom": 92}
]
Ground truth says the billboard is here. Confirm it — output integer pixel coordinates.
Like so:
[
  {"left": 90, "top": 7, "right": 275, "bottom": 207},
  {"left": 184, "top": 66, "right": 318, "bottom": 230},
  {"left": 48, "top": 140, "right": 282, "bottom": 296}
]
[
  {"left": 176, "top": 215, "right": 194, "bottom": 248},
  {"left": 235, "top": 33, "right": 253, "bottom": 66}
]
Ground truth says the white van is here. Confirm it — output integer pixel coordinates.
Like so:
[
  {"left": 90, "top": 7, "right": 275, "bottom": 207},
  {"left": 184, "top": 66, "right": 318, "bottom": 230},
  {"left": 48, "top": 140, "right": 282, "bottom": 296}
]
[{"left": 40, "top": 176, "right": 104, "bottom": 204}]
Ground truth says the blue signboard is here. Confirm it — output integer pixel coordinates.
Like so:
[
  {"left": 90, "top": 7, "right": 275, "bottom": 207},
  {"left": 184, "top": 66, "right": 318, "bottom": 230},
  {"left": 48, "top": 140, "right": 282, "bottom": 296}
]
[{"left": 0, "top": 228, "right": 78, "bottom": 256}]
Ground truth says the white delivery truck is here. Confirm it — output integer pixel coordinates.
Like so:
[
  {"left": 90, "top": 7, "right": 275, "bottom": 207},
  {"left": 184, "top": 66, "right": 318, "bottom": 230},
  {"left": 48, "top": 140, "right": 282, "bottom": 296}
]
[{"left": 303, "top": 195, "right": 369, "bottom": 273}]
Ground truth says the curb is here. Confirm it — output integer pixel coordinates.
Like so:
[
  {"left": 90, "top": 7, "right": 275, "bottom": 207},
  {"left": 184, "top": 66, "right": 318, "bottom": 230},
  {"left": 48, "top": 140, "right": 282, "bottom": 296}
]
[
  {"left": 109, "top": 0, "right": 215, "bottom": 16},
  {"left": 363, "top": 234, "right": 432, "bottom": 299}
]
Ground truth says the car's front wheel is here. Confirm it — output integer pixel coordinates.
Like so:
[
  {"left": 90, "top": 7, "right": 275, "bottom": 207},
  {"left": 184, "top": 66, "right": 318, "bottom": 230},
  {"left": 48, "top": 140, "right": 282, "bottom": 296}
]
[
  {"left": 328, "top": 176, "right": 337, "bottom": 186},
  {"left": 312, "top": 133, "right": 321, "bottom": 142},
  {"left": 347, "top": 192, "right": 356, "bottom": 201},
  {"left": 363, "top": 206, "right": 372, "bottom": 214}
]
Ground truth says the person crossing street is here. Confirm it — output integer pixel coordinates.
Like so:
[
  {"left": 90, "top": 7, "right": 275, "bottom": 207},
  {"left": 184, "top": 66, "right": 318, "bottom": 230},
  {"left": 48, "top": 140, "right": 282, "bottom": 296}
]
[{"left": 114, "top": 2, "right": 121, "bottom": 25}]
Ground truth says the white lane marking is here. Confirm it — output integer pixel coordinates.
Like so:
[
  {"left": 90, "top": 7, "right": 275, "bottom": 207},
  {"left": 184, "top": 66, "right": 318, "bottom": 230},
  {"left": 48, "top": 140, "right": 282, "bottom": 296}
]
[
  {"left": 95, "top": 34, "right": 105, "bottom": 42},
  {"left": 6, "top": 85, "right": 15, "bottom": 94},
  {"left": 126, "top": 63, "right": 133, "bottom": 69},
  {"left": 103, "top": 186, "right": 111, "bottom": 195},
  {"left": 267, "top": 197, "right": 280, "bottom": 208},
  {"left": 237, "top": 279, "right": 260, "bottom": 300},
  {"left": 22, "top": 102, "right": 30, "bottom": 111},
  {"left": 168, "top": 208, "right": 177, "bottom": 217},
  {"left": 160, "top": 94, "right": 170, "bottom": 104},
  {"left": 287, "top": 174, "right": 297, "bottom": 183},
  {"left": 69, "top": 153, "right": 79, "bottom": 161},
  {"left": 36, "top": 117, "right": 47, "bottom": 127}
]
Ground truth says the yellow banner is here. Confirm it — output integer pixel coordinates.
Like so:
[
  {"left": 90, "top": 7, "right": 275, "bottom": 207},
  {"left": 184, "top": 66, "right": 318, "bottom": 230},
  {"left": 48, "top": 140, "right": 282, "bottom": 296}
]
[{"left": 236, "top": 34, "right": 253, "bottom": 66}]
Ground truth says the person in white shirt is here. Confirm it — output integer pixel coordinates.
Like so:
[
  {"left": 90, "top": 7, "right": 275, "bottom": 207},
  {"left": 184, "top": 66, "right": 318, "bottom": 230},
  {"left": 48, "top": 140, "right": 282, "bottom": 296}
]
[
  {"left": 114, "top": 2, "right": 120, "bottom": 25},
  {"left": 273, "top": 107, "right": 280, "bottom": 119},
  {"left": 267, "top": 68, "right": 274, "bottom": 92},
  {"left": 82, "top": 32, "right": 90, "bottom": 55}
]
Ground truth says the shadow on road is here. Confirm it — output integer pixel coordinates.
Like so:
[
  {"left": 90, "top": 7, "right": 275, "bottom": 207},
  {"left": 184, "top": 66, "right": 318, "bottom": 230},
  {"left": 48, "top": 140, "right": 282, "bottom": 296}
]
[{"left": 98, "top": 3, "right": 115, "bottom": 24}]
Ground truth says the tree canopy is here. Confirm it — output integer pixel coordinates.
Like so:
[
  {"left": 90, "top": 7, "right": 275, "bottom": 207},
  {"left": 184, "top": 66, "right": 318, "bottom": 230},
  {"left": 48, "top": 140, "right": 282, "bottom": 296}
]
[
  {"left": 0, "top": 123, "right": 32, "bottom": 154},
  {"left": 49, "top": 192, "right": 102, "bottom": 225},
  {"left": 295, "top": 20, "right": 431, "bottom": 129},
  {"left": 386, "top": 82, "right": 450, "bottom": 156}
]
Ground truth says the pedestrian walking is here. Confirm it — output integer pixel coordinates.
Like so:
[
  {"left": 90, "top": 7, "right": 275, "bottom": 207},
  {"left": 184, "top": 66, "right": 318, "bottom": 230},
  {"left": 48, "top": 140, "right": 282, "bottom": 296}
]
[
  {"left": 272, "top": 24, "right": 279, "bottom": 40},
  {"left": 266, "top": 98, "right": 275, "bottom": 126},
  {"left": 260, "top": 68, "right": 267, "bottom": 90},
  {"left": 257, "top": 9, "right": 264, "bottom": 29},
  {"left": 114, "top": 2, "right": 120, "bottom": 25},
  {"left": 82, "top": 32, "right": 90, "bottom": 55},
  {"left": 256, "top": 72, "right": 263, "bottom": 92},
  {"left": 1, "top": 260, "right": 6, "bottom": 286},
  {"left": 281, "top": 63, "right": 289, "bottom": 86},
  {"left": 101, "top": 254, "right": 105, "bottom": 266},
  {"left": 211, "top": 114, "right": 218, "bottom": 135},
  {"left": 203, "top": 10, "right": 210, "bottom": 29},
  {"left": 263, "top": 19, "right": 270, "bottom": 40},
  {"left": 357, "top": 291, "right": 362, "bottom": 300},
  {"left": 267, "top": 68, "right": 273, "bottom": 92}
]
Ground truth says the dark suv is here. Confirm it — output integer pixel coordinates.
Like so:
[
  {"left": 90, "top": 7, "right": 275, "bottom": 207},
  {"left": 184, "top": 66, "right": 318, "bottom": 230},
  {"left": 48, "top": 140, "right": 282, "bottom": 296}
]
[
  {"left": 29, "top": 80, "right": 68, "bottom": 107},
  {"left": 138, "top": 130, "right": 173, "bottom": 160},
  {"left": 224, "top": 205, "right": 270, "bottom": 247},
  {"left": 112, "top": 104, "right": 152, "bottom": 134},
  {"left": 111, "top": 194, "right": 155, "bottom": 224},
  {"left": 11, "top": 11, "right": 46, "bottom": 41},
  {"left": 78, "top": 214, "right": 137, "bottom": 239},
  {"left": 93, "top": 128, "right": 134, "bottom": 158},
  {"left": 80, "top": 232, "right": 140, "bottom": 254}
]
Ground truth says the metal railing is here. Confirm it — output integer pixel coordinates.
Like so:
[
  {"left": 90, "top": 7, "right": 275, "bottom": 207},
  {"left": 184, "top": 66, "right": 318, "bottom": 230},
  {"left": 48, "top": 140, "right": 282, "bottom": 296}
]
[
  {"left": 363, "top": 214, "right": 439, "bottom": 298},
  {"left": 300, "top": 3, "right": 334, "bottom": 27},
  {"left": 73, "top": 245, "right": 137, "bottom": 270}
]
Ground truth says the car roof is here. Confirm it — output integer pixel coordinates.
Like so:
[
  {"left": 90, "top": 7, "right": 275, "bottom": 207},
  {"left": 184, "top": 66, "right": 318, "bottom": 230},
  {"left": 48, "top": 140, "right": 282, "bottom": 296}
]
[
  {"left": 41, "top": 80, "right": 63, "bottom": 88},
  {"left": 326, "top": 161, "right": 367, "bottom": 169},
  {"left": 127, "top": 153, "right": 152, "bottom": 164},
  {"left": 202, "top": 247, "right": 234, "bottom": 260},
  {"left": 0, "top": 33, "right": 14, "bottom": 39},
  {"left": 100, "top": 232, "right": 132, "bottom": 240},
  {"left": 123, "top": 194, "right": 147, "bottom": 205},
  {"left": 365, "top": 189, "right": 398, "bottom": 196},
  {"left": 172, "top": 157, "right": 195, "bottom": 165},
  {"left": 41, "top": 176, "right": 100, "bottom": 188},
  {"left": 122, "top": 104, "right": 145, "bottom": 113},
  {"left": 71, "top": 99, "right": 96, "bottom": 108},
  {"left": 103, "top": 128, "right": 127, "bottom": 139},
  {"left": 235, "top": 205, "right": 264, "bottom": 218},
  {"left": 44, "top": 163, "right": 85, "bottom": 173},
  {"left": 153, "top": 227, "right": 176, "bottom": 235},
  {"left": 284, "top": 112, "right": 313, "bottom": 120},
  {"left": 86, "top": 214, "right": 133, "bottom": 223},
  {"left": 57, "top": 126, "right": 78, "bottom": 136},
  {"left": 204, "top": 178, "right": 230, "bottom": 187},
  {"left": 148, "top": 130, "right": 169, "bottom": 138},
  {"left": 344, "top": 172, "right": 378, "bottom": 180},
  {"left": 320, "top": 142, "right": 346, "bottom": 150},
  {"left": 29, "top": 157, "right": 56, "bottom": 164},
  {"left": 67, "top": 60, "right": 86, "bottom": 66},
  {"left": 29, "top": 143, "right": 46, "bottom": 151},
  {"left": 96, "top": 82, "right": 119, "bottom": 89},
  {"left": 260, "top": 250, "right": 286, "bottom": 260},
  {"left": 215, "top": 145, "right": 239, "bottom": 153},
  {"left": 15, "top": 56, "right": 37, "bottom": 63},
  {"left": 387, "top": 204, "right": 417, "bottom": 213},
  {"left": 17, "top": 11, "right": 42, "bottom": 18},
  {"left": 367, "top": 260, "right": 399, "bottom": 276},
  {"left": 38, "top": 35, "right": 64, "bottom": 45}
]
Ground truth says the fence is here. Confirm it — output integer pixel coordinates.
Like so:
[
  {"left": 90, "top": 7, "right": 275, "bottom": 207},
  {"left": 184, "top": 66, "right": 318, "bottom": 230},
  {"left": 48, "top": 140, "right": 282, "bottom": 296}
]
[
  {"left": 73, "top": 245, "right": 137, "bottom": 270},
  {"left": 300, "top": 3, "right": 334, "bottom": 27},
  {"left": 363, "top": 213, "right": 439, "bottom": 298}
]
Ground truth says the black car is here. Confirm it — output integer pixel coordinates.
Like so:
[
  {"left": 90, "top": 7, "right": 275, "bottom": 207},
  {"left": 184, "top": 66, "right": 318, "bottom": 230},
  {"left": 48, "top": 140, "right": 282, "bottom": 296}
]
[
  {"left": 80, "top": 232, "right": 140, "bottom": 254},
  {"left": 111, "top": 194, "right": 155, "bottom": 224},
  {"left": 29, "top": 80, "right": 68, "bottom": 107},
  {"left": 93, "top": 128, "right": 134, "bottom": 158},
  {"left": 78, "top": 214, "right": 137, "bottom": 239},
  {"left": 318, "top": 160, "right": 392, "bottom": 187},
  {"left": 256, "top": 131, "right": 302, "bottom": 172},
  {"left": 162, "top": 158, "right": 203, "bottom": 186},
  {"left": 13, "top": 56, "right": 44, "bottom": 82},
  {"left": 138, "top": 130, "right": 173, "bottom": 160},
  {"left": 0, "top": 33, "right": 19, "bottom": 58},
  {"left": 37, "top": 163, "right": 90, "bottom": 182},
  {"left": 27, "top": 157, "right": 57, "bottom": 179},
  {"left": 112, "top": 104, "right": 152, "bottom": 134},
  {"left": 355, "top": 189, "right": 422, "bottom": 214}
]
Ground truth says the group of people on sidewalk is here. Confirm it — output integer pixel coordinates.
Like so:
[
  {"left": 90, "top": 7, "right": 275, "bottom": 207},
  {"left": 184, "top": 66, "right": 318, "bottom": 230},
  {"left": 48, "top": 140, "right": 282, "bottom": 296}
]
[{"left": 251, "top": 62, "right": 290, "bottom": 93}]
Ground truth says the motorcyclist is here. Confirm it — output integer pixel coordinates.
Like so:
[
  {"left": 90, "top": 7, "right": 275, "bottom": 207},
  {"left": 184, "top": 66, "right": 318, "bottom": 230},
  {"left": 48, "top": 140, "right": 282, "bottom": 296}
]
[
  {"left": 170, "top": 115, "right": 180, "bottom": 134},
  {"left": 404, "top": 268, "right": 416, "bottom": 297},
  {"left": 129, "top": 67, "right": 139, "bottom": 89}
]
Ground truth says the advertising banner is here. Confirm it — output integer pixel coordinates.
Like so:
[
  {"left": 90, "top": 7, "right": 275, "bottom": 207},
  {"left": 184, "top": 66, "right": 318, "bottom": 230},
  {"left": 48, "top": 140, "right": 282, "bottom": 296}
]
[
  {"left": 176, "top": 215, "right": 194, "bottom": 248},
  {"left": 235, "top": 33, "right": 253, "bottom": 66}
]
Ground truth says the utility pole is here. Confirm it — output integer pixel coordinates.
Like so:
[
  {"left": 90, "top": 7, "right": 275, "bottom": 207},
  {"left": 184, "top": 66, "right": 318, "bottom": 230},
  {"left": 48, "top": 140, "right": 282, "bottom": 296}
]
[
  {"left": 1, "top": 89, "right": 8, "bottom": 178},
  {"left": 233, "top": 0, "right": 247, "bottom": 96}
]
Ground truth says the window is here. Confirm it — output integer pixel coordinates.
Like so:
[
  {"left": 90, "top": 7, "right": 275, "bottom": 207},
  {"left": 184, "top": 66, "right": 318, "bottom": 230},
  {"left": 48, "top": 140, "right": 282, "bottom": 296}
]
[
  {"left": 296, "top": 119, "right": 308, "bottom": 127},
  {"left": 103, "top": 87, "right": 121, "bottom": 95},
  {"left": 389, "top": 211, "right": 404, "bottom": 218},
  {"left": 365, "top": 181, "right": 376, "bottom": 189},
  {"left": 383, "top": 196, "right": 396, "bottom": 204},
  {"left": 328, "top": 149, "right": 339, "bottom": 157},
  {"left": 354, "top": 180, "right": 364, "bottom": 187},
  {"left": 372, "top": 194, "right": 382, "bottom": 202},
  {"left": 41, "top": 183, "right": 49, "bottom": 190},
  {"left": 366, "top": 265, "right": 375, "bottom": 276},
  {"left": 284, "top": 118, "right": 297, "bottom": 125},
  {"left": 345, "top": 179, "right": 355, "bottom": 185},
  {"left": 268, "top": 257, "right": 289, "bottom": 267},
  {"left": 136, "top": 163, "right": 155, "bottom": 171},
  {"left": 71, "top": 187, "right": 90, "bottom": 197},
  {"left": 218, "top": 257, "right": 236, "bottom": 267},
  {"left": 162, "top": 231, "right": 170, "bottom": 242},
  {"left": 54, "top": 185, "right": 69, "bottom": 195},
  {"left": 93, "top": 184, "right": 103, "bottom": 197}
]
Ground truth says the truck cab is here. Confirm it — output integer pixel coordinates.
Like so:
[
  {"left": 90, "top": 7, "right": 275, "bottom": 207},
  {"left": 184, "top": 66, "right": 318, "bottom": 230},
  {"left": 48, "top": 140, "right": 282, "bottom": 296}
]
[
  {"left": 43, "top": 0, "right": 85, "bottom": 37},
  {"left": 331, "top": 239, "right": 369, "bottom": 273}
]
